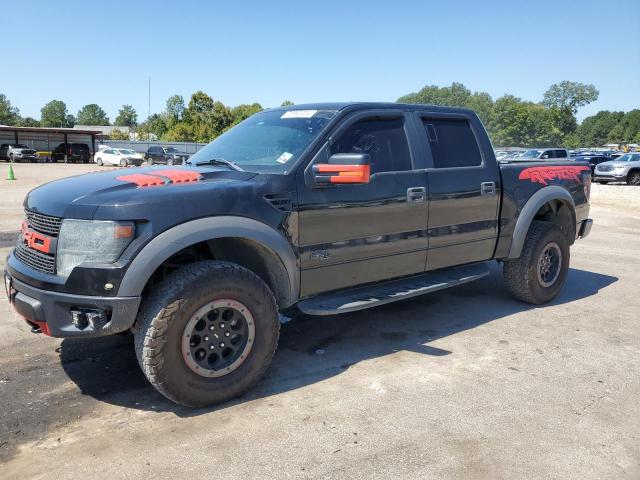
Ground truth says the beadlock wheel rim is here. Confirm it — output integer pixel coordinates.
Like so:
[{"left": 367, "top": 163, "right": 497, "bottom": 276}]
[
  {"left": 537, "top": 241, "right": 562, "bottom": 288},
  {"left": 181, "top": 299, "right": 255, "bottom": 378}
]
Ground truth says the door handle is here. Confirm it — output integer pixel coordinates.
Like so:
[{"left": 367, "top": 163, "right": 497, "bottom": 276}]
[
  {"left": 407, "top": 187, "right": 426, "bottom": 203},
  {"left": 481, "top": 182, "right": 496, "bottom": 196}
]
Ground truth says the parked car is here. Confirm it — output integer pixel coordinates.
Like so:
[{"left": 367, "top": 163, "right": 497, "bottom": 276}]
[
  {"left": 95, "top": 148, "right": 144, "bottom": 167},
  {"left": 514, "top": 148, "right": 570, "bottom": 160},
  {"left": 573, "top": 154, "right": 609, "bottom": 174},
  {"left": 145, "top": 146, "right": 189, "bottom": 165},
  {"left": 51, "top": 143, "right": 92, "bottom": 163},
  {"left": 593, "top": 153, "right": 640, "bottom": 185},
  {"left": 0, "top": 143, "right": 38, "bottom": 162}
]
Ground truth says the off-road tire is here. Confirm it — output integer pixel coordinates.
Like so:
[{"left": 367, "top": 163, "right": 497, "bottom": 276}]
[
  {"left": 503, "top": 221, "right": 569, "bottom": 304},
  {"left": 134, "top": 260, "right": 279, "bottom": 407},
  {"left": 627, "top": 171, "right": 640, "bottom": 186}
]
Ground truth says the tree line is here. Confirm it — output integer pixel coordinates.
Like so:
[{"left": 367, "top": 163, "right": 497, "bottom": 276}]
[
  {"left": 1, "top": 82, "right": 638, "bottom": 147},
  {"left": 398, "top": 81, "right": 639, "bottom": 147}
]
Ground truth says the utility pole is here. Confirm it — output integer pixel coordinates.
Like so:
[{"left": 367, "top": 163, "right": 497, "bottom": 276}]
[{"left": 148, "top": 76, "right": 151, "bottom": 152}]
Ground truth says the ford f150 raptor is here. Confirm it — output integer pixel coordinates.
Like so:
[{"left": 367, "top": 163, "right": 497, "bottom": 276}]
[{"left": 4, "top": 103, "right": 593, "bottom": 407}]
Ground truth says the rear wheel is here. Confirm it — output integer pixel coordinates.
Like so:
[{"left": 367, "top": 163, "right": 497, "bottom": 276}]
[
  {"left": 627, "top": 171, "right": 640, "bottom": 186},
  {"left": 134, "top": 261, "right": 280, "bottom": 407},
  {"left": 167, "top": 158, "right": 174, "bottom": 166},
  {"left": 503, "top": 221, "right": 569, "bottom": 304}
]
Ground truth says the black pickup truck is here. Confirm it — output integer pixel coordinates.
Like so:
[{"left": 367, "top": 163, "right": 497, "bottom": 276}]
[{"left": 4, "top": 103, "right": 593, "bottom": 407}]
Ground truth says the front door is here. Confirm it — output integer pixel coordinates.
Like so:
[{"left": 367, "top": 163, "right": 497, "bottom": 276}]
[{"left": 296, "top": 111, "right": 429, "bottom": 297}]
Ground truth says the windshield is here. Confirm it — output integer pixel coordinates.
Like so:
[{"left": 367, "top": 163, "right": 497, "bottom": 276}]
[
  {"left": 118, "top": 149, "right": 135, "bottom": 155},
  {"left": 165, "top": 147, "right": 180, "bottom": 153},
  {"left": 615, "top": 154, "right": 640, "bottom": 162},
  {"left": 520, "top": 149, "right": 543, "bottom": 159},
  {"left": 188, "top": 109, "right": 338, "bottom": 173}
]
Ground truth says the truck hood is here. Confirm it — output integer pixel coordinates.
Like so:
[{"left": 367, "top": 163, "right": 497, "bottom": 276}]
[{"left": 25, "top": 165, "right": 259, "bottom": 219}]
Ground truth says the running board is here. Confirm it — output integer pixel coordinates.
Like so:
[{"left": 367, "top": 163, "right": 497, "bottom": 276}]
[{"left": 297, "top": 262, "right": 491, "bottom": 315}]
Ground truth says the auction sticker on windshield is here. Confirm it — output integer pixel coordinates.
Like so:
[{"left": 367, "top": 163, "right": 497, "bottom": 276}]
[
  {"left": 281, "top": 110, "right": 317, "bottom": 119},
  {"left": 276, "top": 152, "right": 294, "bottom": 164}
]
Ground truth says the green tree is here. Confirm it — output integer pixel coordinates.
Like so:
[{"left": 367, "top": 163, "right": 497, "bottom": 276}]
[
  {"left": 184, "top": 91, "right": 233, "bottom": 142},
  {"left": 40, "top": 100, "right": 72, "bottom": 127},
  {"left": 114, "top": 105, "right": 137, "bottom": 127},
  {"left": 164, "top": 122, "right": 193, "bottom": 142},
  {"left": 620, "top": 109, "right": 640, "bottom": 142},
  {"left": 109, "top": 128, "right": 130, "bottom": 140},
  {"left": 17, "top": 117, "right": 40, "bottom": 127},
  {"left": 230, "top": 103, "right": 263, "bottom": 125},
  {"left": 542, "top": 81, "right": 599, "bottom": 138},
  {"left": 280, "top": 100, "right": 294, "bottom": 107},
  {"left": 488, "top": 95, "right": 558, "bottom": 147},
  {"left": 76, "top": 104, "right": 110, "bottom": 125},
  {"left": 397, "top": 82, "right": 494, "bottom": 125},
  {"left": 576, "top": 111, "right": 624, "bottom": 146},
  {"left": 0, "top": 94, "right": 20, "bottom": 125},
  {"left": 165, "top": 95, "right": 185, "bottom": 125},
  {"left": 542, "top": 81, "right": 599, "bottom": 114},
  {"left": 137, "top": 113, "right": 168, "bottom": 141}
]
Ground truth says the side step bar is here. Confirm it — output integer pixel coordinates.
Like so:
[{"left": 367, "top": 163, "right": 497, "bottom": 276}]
[{"left": 297, "top": 262, "right": 491, "bottom": 315}]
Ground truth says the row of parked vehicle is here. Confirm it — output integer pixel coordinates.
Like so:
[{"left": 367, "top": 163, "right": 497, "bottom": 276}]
[
  {"left": 0, "top": 143, "right": 192, "bottom": 166},
  {"left": 495, "top": 148, "right": 640, "bottom": 185}
]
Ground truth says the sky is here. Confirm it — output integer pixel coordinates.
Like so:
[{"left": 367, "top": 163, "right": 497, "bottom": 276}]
[{"left": 2, "top": 0, "right": 639, "bottom": 123}]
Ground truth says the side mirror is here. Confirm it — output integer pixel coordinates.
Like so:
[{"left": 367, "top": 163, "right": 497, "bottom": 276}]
[{"left": 313, "top": 153, "right": 371, "bottom": 186}]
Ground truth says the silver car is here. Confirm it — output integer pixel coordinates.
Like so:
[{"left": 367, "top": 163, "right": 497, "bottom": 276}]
[{"left": 593, "top": 153, "right": 640, "bottom": 185}]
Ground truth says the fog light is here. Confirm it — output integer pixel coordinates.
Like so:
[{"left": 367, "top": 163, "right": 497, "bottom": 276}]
[
  {"left": 71, "top": 310, "right": 88, "bottom": 330},
  {"left": 70, "top": 308, "right": 108, "bottom": 330}
]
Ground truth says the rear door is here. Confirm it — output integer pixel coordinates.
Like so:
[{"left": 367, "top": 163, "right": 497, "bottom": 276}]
[
  {"left": 414, "top": 112, "right": 501, "bottom": 271},
  {"left": 296, "top": 110, "right": 429, "bottom": 297}
]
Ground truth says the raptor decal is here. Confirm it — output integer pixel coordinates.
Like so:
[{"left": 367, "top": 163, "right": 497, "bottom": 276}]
[{"left": 518, "top": 166, "right": 590, "bottom": 185}]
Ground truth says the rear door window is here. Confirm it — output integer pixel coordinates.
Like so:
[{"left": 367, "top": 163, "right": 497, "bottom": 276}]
[{"left": 423, "top": 118, "right": 482, "bottom": 168}]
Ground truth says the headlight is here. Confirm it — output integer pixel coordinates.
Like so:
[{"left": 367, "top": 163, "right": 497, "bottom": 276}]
[{"left": 56, "top": 219, "right": 135, "bottom": 277}]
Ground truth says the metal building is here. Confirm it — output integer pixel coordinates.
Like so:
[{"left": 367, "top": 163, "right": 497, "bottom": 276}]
[{"left": 0, "top": 125, "right": 100, "bottom": 161}]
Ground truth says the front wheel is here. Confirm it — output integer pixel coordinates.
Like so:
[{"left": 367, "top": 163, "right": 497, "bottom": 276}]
[
  {"left": 503, "top": 221, "right": 570, "bottom": 304},
  {"left": 627, "top": 171, "right": 640, "bottom": 186},
  {"left": 119, "top": 158, "right": 127, "bottom": 167},
  {"left": 167, "top": 158, "right": 174, "bottom": 166},
  {"left": 96, "top": 157, "right": 103, "bottom": 166},
  {"left": 134, "top": 261, "right": 280, "bottom": 407}
]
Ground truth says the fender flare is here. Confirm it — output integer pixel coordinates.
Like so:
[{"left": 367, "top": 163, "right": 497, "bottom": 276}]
[
  {"left": 117, "top": 216, "right": 299, "bottom": 304},
  {"left": 508, "top": 186, "right": 576, "bottom": 259}
]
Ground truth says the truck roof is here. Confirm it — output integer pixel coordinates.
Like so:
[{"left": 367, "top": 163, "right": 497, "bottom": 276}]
[{"left": 272, "top": 102, "right": 475, "bottom": 114}]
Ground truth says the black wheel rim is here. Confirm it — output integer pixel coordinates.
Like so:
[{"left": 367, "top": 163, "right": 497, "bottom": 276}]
[
  {"left": 537, "top": 241, "right": 562, "bottom": 288},
  {"left": 181, "top": 299, "right": 255, "bottom": 377}
]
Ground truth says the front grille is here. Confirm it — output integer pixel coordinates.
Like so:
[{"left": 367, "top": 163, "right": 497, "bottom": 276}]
[
  {"left": 15, "top": 241, "right": 56, "bottom": 274},
  {"left": 25, "top": 210, "right": 62, "bottom": 236},
  {"left": 14, "top": 210, "right": 61, "bottom": 274},
  {"left": 597, "top": 165, "right": 614, "bottom": 172}
]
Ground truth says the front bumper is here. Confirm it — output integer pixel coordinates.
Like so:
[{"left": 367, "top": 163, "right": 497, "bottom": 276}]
[
  {"left": 4, "top": 270, "right": 140, "bottom": 338},
  {"left": 593, "top": 173, "right": 626, "bottom": 182}
]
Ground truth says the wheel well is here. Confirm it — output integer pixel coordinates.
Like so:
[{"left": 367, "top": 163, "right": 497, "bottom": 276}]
[
  {"left": 532, "top": 199, "right": 575, "bottom": 245},
  {"left": 141, "top": 237, "right": 292, "bottom": 308}
]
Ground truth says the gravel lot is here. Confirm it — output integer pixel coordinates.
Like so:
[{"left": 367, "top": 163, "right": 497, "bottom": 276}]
[{"left": 0, "top": 164, "right": 639, "bottom": 479}]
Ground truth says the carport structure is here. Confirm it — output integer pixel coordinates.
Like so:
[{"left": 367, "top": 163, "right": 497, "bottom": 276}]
[{"left": 0, "top": 125, "right": 100, "bottom": 161}]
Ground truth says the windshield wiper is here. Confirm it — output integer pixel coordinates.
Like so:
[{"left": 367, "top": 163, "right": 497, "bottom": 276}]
[{"left": 189, "top": 158, "right": 244, "bottom": 171}]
